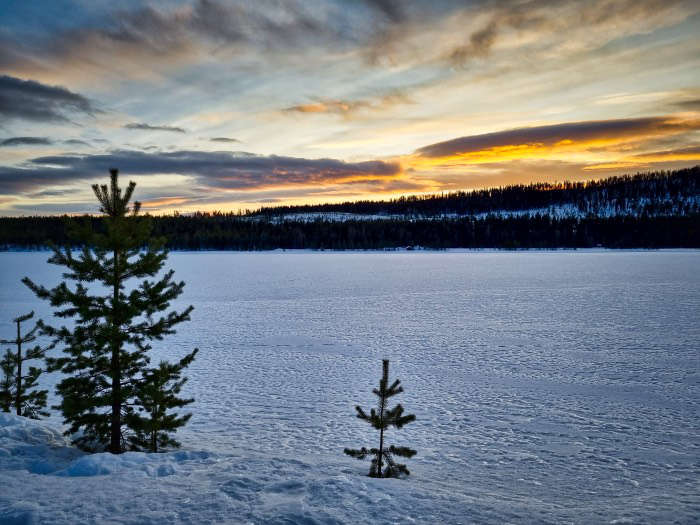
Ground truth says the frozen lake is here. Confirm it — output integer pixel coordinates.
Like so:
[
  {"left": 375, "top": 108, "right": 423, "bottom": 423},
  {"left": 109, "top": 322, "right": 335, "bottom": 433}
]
[{"left": 1, "top": 250, "right": 699, "bottom": 523}]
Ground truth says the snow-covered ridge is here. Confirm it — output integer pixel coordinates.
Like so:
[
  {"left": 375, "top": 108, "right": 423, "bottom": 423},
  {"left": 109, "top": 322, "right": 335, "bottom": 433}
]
[{"left": 249, "top": 195, "right": 700, "bottom": 223}]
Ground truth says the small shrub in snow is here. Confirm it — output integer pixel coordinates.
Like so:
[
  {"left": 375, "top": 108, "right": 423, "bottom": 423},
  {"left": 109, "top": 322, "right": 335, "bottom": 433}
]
[
  {"left": 0, "top": 311, "right": 49, "bottom": 419},
  {"left": 344, "top": 359, "right": 416, "bottom": 478}
]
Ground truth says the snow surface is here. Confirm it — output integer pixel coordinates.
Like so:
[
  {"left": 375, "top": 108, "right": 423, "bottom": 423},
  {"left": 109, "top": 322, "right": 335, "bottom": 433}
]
[{"left": 1, "top": 251, "right": 699, "bottom": 524}]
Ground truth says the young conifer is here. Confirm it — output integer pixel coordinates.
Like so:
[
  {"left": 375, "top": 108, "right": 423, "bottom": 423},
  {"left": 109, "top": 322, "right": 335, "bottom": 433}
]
[
  {"left": 0, "top": 311, "right": 49, "bottom": 419},
  {"left": 23, "top": 169, "right": 196, "bottom": 452},
  {"left": 127, "top": 349, "right": 198, "bottom": 452},
  {"left": 344, "top": 359, "right": 416, "bottom": 478}
]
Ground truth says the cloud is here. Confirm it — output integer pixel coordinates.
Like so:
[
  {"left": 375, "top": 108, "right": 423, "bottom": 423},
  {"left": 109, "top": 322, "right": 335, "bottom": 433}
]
[
  {"left": 0, "top": 1, "right": 374, "bottom": 81},
  {"left": 0, "top": 137, "right": 52, "bottom": 147},
  {"left": 415, "top": 116, "right": 700, "bottom": 160},
  {"left": 124, "top": 123, "right": 186, "bottom": 133},
  {"left": 1, "top": 149, "right": 401, "bottom": 195},
  {"left": 674, "top": 99, "right": 700, "bottom": 111},
  {"left": 363, "top": 0, "right": 405, "bottom": 23},
  {"left": 63, "top": 139, "right": 91, "bottom": 147},
  {"left": 0, "top": 75, "right": 95, "bottom": 122},
  {"left": 284, "top": 91, "right": 413, "bottom": 117},
  {"left": 210, "top": 137, "right": 240, "bottom": 143},
  {"left": 446, "top": 0, "right": 697, "bottom": 66},
  {"left": 449, "top": 20, "right": 499, "bottom": 64},
  {"left": 0, "top": 165, "right": 86, "bottom": 194},
  {"left": 583, "top": 145, "right": 700, "bottom": 169}
]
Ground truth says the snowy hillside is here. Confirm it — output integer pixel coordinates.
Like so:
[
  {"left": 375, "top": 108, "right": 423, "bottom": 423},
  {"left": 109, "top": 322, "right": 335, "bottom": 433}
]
[{"left": 251, "top": 195, "right": 700, "bottom": 223}]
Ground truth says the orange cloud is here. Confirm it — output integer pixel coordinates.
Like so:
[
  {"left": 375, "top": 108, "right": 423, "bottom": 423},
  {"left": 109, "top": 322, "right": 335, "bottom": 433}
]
[{"left": 407, "top": 115, "right": 700, "bottom": 171}]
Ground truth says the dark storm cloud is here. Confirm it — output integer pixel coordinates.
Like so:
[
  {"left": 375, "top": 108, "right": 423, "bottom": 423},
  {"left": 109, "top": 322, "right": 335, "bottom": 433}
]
[
  {"left": 124, "top": 123, "right": 187, "bottom": 133},
  {"left": 0, "top": 75, "right": 95, "bottom": 122},
  {"left": 1, "top": 150, "right": 400, "bottom": 194},
  {"left": 416, "top": 117, "right": 700, "bottom": 157},
  {"left": 0, "top": 137, "right": 52, "bottom": 147}
]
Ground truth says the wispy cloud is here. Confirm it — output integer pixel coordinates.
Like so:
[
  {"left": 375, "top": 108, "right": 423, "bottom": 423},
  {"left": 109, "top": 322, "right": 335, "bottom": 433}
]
[
  {"left": 124, "top": 123, "right": 186, "bottom": 133},
  {"left": 284, "top": 91, "right": 413, "bottom": 117},
  {"left": 63, "top": 139, "right": 91, "bottom": 147},
  {"left": 1, "top": 150, "right": 401, "bottom": 195},
  {"left": 0, "top": 75, "right": 95, "bottom": 122},
  {"left": 0, "top": 137, "right": 52, "bottom": 147},
  {"left": 674, "top": 99, "right": 700, "bottom": 111},
  {"left": 210, "top": 137, "right": 240, "bottom": 143}
]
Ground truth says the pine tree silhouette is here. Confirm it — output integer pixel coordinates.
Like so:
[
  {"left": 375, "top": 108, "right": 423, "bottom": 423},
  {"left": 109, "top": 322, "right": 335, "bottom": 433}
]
[
  {"left": 127, "top": 349, "right": 198, "bottom": 452},
  {"left": 23, "top": 169, "right": 196, "bottom": 452},
  {"left": 344, "top": 359, "right": 416, "bottom": 478},
  {"left": 0, "top": 311, "right": 49, "bottom": 419}
]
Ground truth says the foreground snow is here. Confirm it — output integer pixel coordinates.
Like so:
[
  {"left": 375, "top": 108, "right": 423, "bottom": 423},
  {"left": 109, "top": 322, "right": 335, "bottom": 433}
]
[
  {"left": 0, "top": 413, "right": 465, "bottom": 524},
  {"left": 1, "top": 251, "right": 699, "bottom": 524}
]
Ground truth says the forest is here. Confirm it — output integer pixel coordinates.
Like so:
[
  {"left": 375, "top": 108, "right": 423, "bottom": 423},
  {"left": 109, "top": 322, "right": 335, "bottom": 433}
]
[
  {"left": 1, "top": 167, "right": 698, "bottom": 250},
  {"left": 251, "top": 166, "right": 700, "bottom": 218}
]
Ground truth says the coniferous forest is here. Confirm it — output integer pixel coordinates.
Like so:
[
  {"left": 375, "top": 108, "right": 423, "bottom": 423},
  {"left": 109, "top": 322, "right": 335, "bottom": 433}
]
[{"left": 0, "top": 167, "right": 698, "bottom": 250}]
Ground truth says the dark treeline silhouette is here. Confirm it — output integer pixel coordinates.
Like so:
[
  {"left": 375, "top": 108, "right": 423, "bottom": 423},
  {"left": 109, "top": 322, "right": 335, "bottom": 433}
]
[
  {"left": 0, "top": 167, "right": 698, "bottom": 250},
  {"left": 253, "top": 166, "right": 700, "bottom": 218},
  {"left": 1, "top": 212, "right": 697, "bottom": 250}
]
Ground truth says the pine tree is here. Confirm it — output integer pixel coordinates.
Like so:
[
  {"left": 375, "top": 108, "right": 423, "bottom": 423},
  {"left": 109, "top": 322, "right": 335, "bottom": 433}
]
[
  {"left": 127, "top": 348, "right": 198, "bottom": 452},
  {"left": 0, "top": 352, "right": 14, "bottom": 413},
  {"left": 23, "top": 169, "right": 196, "bottom": 452},
  {"left": 0, "top": 311, "right": 49, "bottom": 419},
  {"left": 344, "top": 359, "right": 416, "bottom": 478}
]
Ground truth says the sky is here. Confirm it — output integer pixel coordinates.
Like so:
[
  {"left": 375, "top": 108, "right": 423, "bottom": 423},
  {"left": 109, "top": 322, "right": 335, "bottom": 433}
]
[{"left": 0, "top": 0, "right": 699, "bottom": 215}]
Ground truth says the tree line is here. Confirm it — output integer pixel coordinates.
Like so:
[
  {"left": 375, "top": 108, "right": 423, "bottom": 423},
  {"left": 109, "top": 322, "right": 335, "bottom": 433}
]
[
  {"left": 251, "top": 166, "right": 699, "bottom": 218},
  {"left": 0, "top": 167, "right": 697, "bottom": 250},
  {"left": 1, "top": 214, "right": 697, "bottom": 250}
]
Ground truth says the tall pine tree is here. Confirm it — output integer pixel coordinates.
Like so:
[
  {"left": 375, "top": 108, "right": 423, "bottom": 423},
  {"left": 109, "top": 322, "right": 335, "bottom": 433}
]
[
  {"left": 23, "top": 169, "right": 196, "bottom": 452},
  {"left": 0, "top": 311, "right": 49, "bottom": 419},
  {"left": 344, "top": 359, "right": 416, "bottom": 478},
  {"left": 127, "top": 349, "right": 198, "bottom": 452}
]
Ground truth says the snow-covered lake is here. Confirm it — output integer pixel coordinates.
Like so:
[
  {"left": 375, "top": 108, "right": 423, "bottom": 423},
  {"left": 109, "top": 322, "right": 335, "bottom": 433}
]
[{"left": 1, "top": 250, "right": 699, "bottom": 524}]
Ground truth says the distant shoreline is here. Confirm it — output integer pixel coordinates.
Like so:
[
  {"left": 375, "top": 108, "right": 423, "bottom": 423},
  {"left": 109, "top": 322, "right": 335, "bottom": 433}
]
[{"left": 2, "top": 247, "right": 699, "bottom": 254}]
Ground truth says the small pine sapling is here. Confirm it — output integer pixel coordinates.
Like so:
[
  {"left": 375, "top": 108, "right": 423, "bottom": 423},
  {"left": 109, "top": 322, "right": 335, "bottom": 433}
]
[
  {"left": 127, "top": 349, "right": 198, "bottom": 452},
  {"left": 344, "top": 359, "right": 416, "bottom": 478},
  {"left": 0, "top": 311, "right": 49, "bottom": 419}
]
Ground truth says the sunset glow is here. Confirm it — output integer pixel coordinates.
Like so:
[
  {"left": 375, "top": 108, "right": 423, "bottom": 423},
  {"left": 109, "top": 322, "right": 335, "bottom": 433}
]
[{"left": 0, "top": 1, "right": 699, "bottom": 215}]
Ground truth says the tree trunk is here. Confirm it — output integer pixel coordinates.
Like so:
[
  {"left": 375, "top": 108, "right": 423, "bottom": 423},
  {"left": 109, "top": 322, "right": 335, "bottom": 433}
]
[
  {"left": 110, "top": 248, "right": 122, "bottom": 454},
  {"left": 378, "top": 423, "right": 384, "bottom": 478},
  {"left": 15, "top": 320, "right": 21, "bottom": 416}
]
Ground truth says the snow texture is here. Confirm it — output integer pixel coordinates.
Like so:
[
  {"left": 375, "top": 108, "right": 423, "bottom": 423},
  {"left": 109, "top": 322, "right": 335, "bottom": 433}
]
[{"left": 1, "top": 250, "right": 699, "bottom": 524}]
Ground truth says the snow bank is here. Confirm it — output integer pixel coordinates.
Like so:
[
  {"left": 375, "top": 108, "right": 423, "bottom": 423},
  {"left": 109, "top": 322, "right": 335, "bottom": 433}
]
[
  {"left": 0, "top": 413, "right": 464, "bottom": 524},
  {"left": 0, "top": 413, "right": 81, "bottom": 474},
  {"left": 55, "top": 450, "right": 210, "bottom": 477},
  {"left": 0, "top": 413, "right": 211, "bottom": 478}
]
